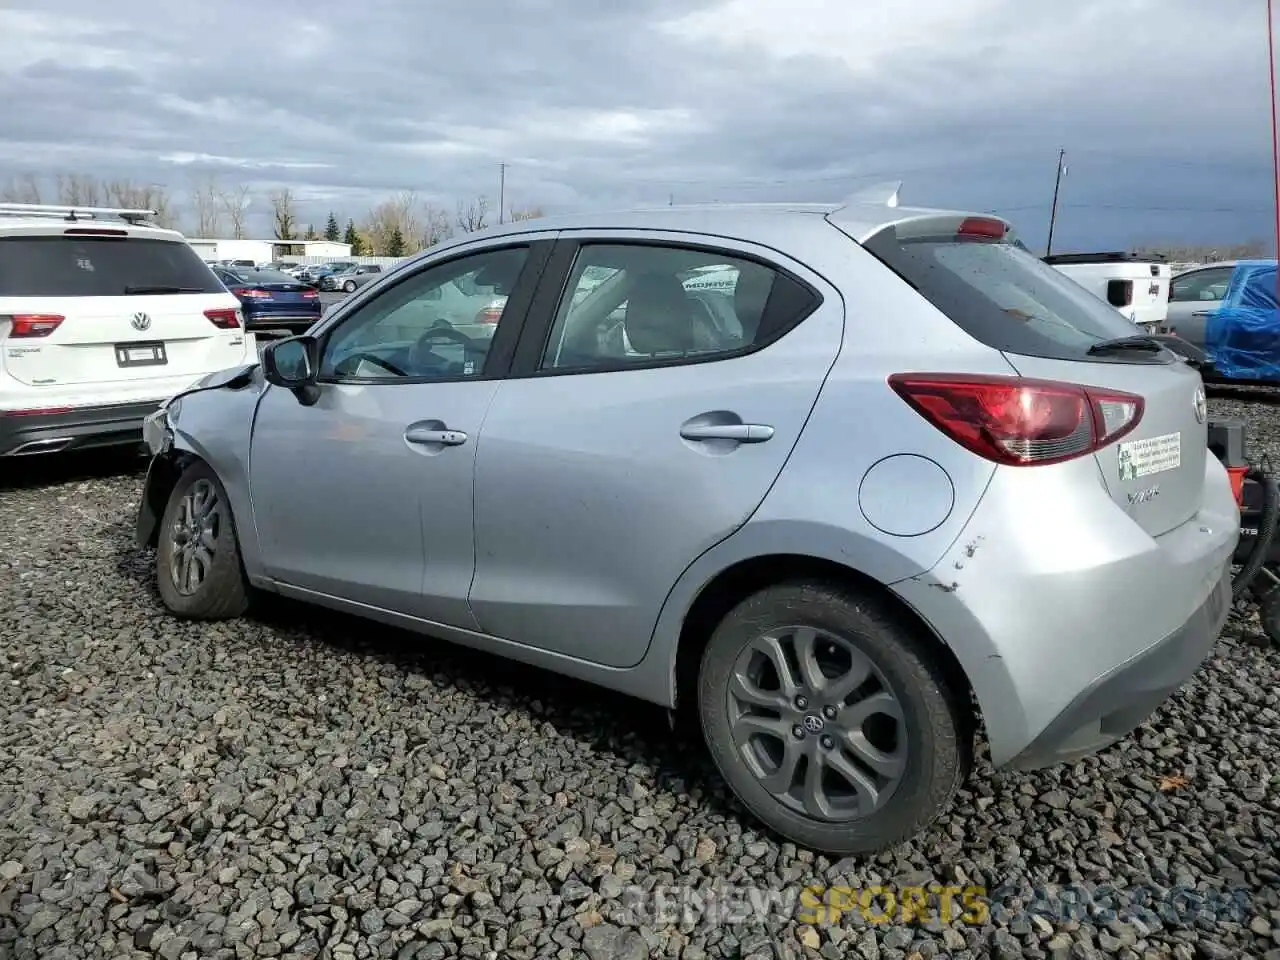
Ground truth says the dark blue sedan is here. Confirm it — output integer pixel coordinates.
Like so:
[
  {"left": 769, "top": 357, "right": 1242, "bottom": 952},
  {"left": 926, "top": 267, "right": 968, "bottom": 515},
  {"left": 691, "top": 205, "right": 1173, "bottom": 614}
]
[{"left": 213, "top": 268, "right": 322, "bottom": 334}]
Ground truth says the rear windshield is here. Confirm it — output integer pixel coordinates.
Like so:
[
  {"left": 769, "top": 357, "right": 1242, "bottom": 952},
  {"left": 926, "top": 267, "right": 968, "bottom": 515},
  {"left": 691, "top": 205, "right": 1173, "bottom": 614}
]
[
  {"left": 863, "top": 223, "right": 1144, "bottom": 362},
  {"left": 0, "top": 235, "right": 224, "bottom": 297}
]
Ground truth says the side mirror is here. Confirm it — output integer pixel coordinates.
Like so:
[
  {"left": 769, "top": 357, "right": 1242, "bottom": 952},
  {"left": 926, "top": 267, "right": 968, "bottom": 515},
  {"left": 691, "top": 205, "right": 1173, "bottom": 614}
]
[{"left": 261, "top": 336, "right": 321, "bottom": 405}]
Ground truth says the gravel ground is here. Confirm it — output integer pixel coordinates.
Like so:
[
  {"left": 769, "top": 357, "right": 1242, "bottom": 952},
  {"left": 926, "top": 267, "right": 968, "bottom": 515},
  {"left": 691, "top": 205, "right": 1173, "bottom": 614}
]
[{"left": 2, "top": 397, "right": 1280, "bottom": 960}]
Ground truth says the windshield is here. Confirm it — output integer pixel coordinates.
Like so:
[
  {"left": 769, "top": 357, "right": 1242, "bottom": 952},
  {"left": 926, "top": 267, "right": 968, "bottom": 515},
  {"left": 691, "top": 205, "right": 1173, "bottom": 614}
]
[
  {"left": 0, "top": 236, "right": 224, "bottom": 297},
  {"left": 863, "top": 222, "right": 1144, "bottom": 362}
]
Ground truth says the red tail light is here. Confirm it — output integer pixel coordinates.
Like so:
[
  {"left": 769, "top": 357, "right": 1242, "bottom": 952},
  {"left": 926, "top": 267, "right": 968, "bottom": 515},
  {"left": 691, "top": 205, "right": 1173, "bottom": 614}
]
[
  {"left": 236, "top": 288, "right": 272, "bottom": 299},
  {"left": 956, "top": 217, "right": 1007, "bottom": 239},
  {"left": 888, "top": 373, "right": 1144, "bottom": 466},
  {"left": 1226, "top": 465, "right": 1248, "bottom": 506},
  {"left": 3, "top": 314, "right": 64, "bottom": 338},
  {"left": 204, "top": 307, "right": 241, "bottom": 329},
  {"left": 301, "top": 289, "right": 319, "bottom": 299},
  {"left": 474, "top": 299, "right": 505, "bottom": 324}
]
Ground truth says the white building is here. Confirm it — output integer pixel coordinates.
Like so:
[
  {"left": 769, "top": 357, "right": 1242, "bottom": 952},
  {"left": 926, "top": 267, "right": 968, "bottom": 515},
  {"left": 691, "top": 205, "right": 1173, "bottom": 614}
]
[{"left": 187, "top": 237, "right": 353, "bottom": 264}]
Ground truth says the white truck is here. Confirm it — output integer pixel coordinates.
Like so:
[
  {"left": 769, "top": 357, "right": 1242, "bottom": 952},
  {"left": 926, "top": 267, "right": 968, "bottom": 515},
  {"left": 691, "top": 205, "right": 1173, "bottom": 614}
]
[{"left": 1043, "top": 251, "right": 1172, "bottom": 331}]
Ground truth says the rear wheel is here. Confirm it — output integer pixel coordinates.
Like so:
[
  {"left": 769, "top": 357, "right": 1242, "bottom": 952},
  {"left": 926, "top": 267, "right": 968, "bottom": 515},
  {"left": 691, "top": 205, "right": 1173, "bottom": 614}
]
[
  {"left": 698, "top": 581, "right": 969, "bottom": 855},
  {"left": 155, "top": 461, "right": 250, "bottom": 619}
]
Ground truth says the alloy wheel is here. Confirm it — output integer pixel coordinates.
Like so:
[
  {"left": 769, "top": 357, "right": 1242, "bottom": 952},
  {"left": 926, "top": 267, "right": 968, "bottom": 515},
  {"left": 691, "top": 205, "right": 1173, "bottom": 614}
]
[
  {"left": 167, "top": 479, "right": 223, "bottom": 596},
  {"left": 727, "top": 626, "right": 908, "bottom": 821}
]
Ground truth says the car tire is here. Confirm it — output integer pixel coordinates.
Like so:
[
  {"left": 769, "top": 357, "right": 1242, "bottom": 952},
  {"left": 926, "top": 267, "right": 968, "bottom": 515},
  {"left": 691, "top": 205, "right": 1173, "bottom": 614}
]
[
  {"left": 155, "top": 461, "right": 251, "bottom": 620},
  {"left": 698, "top": 580, "right": 969, "bottom": 855},
  {"left": 343, "top": 280, "right": 357, "bottom": 293}
]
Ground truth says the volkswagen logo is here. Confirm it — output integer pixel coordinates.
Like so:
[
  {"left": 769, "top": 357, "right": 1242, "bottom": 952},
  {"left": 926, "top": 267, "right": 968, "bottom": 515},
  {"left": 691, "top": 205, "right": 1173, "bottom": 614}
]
[
  {"left": 1193, "top": 386, "right": 1206, "bottom": 424},
  {"left": 802, "top": 714, "right": 825, "bottom": 734},
  {"left": 131, "top": 311, "right": 152, "bottom": 332}
]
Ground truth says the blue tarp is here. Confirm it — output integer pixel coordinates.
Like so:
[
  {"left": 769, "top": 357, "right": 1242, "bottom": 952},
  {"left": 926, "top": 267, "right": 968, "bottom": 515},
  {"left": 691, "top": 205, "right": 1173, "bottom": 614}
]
[{"left": 1205, "top": 259, "right": 1280, "bottom": 381}]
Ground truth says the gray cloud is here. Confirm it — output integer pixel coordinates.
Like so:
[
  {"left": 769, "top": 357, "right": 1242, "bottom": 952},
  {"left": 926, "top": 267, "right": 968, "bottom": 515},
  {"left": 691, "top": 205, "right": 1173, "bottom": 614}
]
[{"left": 0, "top": 0, "right": 1270, "bottom": 250}]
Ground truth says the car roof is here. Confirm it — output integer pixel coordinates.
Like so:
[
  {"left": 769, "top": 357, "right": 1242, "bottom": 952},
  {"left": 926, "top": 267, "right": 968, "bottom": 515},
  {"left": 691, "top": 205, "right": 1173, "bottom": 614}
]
[
  {"left": 409, "top": 188, "right": 1011, "bottom": 262},
  {"left": 1174, "top": 260, "right": 1239, "bottom": 276},
  {"left": 0, "top": 218, "right": 186, "bottom": 241}
]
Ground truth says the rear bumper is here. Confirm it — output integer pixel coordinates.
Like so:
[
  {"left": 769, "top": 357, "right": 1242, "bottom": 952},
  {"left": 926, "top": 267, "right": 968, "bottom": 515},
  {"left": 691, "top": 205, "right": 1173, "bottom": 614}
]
[
  {"left": 892, "top": 455, "right": 1240, "bottom": 768},
  {"left": 243, "top": 311, "right": 320, "bottom": 332},
  {"left": 0, "top": 400, "right": 161, "bottom": 457},
  {"left": 1004, "top": 559, "right": 1230, "bottom": 769}
]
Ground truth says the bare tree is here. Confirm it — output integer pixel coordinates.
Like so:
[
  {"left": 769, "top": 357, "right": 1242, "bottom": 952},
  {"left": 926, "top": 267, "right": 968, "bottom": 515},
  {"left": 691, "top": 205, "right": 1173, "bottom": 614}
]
[
  {"left": 218, "top": 182, "right": 252, "bottom": 239},
  {"left": 268, "top": 187, "right": 298, "bottom": 240},
  {"left": 1134, "top": 240, "right": 1271, "bottom": 263},
  {"left": 456, "top": 195, "right": 489, "bottom": 233},
  {"left": 0, "top": 173, "right": 44, "bottom": 203},
  {"left": 101, "top": 180, "right": 176, "bottom": 228},
  {"left": 190, "top": 175, "right": 224, "bottom": 237},
  {"left": 421, "top": 202, "right": 453, "bottom": 248},
  {"left": 55, "top": 173, "right": 103, "bottom": 207},
  {"left": 507, "top": 205, "right": 545, "bottom": 222},
  {"left": 364, "top": 191, "right": 423, "bottom": 255}
]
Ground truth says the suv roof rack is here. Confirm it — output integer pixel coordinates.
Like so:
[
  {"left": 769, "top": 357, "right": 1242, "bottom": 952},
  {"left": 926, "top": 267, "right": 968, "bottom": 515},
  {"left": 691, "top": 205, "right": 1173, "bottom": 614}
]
[{"left": 0, "top": 202, "right": 158, "bottom": 226}]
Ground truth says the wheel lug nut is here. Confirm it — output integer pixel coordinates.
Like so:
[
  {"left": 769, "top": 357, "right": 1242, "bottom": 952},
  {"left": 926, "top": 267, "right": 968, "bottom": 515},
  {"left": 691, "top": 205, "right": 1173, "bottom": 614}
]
[
  {"left": 794, "top": 696, "right": 808, "bottom": 709},
  {"left": 820, "top": 735, "right": 834, "bottom": 749},
  {"left": 792, "top": 725, "right": 806, "bottom": 740},
  {"left": 823, "top": 705, "right": 837, "bottom": 720}
]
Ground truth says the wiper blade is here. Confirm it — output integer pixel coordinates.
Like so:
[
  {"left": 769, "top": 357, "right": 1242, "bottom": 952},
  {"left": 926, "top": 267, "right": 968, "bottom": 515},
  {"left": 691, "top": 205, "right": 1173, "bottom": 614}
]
[
  {"left": 123, "top": 285, "right": 206, "bottom": 294},
  {"left": 1086, "top": 335, "right": 1164, "bottom": 356}
]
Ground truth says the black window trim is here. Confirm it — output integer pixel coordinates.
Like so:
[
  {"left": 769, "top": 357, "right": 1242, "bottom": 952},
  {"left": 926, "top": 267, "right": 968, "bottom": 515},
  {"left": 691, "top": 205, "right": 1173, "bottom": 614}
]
[
  {"left": 311, "top": 239, "right": 555, "bottom": 387},
  {"left": 506, "top": 235, "right": 826, "bottom": 379}
]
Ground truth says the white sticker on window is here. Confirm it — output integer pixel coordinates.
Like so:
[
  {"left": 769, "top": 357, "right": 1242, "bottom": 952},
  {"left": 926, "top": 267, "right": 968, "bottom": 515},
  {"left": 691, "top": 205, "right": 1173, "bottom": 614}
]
[{"left": 1117, "top": 432, "right": 1180, "bottom": 481}]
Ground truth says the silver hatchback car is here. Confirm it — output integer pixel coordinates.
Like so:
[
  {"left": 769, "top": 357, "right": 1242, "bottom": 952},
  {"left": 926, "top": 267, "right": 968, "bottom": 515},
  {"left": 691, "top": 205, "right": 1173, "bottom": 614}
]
[{"left": 137, "top": 191, "right": 1238, "bottom": 854}]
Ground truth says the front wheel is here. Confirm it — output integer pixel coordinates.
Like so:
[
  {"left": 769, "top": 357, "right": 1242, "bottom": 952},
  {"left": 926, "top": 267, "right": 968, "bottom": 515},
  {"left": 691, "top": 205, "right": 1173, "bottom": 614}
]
[
  {"left": 343, "top": 280, "right": 357, "bottom": 293},
  {"left": 698, "top": 581, "right": 969, "bottom": 855},
  {"left": 155, "top": 461, "right": 250, "bottom": 619}
]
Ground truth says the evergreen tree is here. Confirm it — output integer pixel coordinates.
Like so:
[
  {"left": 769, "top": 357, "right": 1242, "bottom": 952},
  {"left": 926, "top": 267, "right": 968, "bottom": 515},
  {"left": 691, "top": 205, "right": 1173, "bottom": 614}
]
[
  {"left": 387, "top": 227, "right": 406, "bottom": 258},
  {"left": 324, "top": 212, "right": 340, "bottom": 241},
  {"left": 343, "top": 219, "right": 364, "bottom": 255}
]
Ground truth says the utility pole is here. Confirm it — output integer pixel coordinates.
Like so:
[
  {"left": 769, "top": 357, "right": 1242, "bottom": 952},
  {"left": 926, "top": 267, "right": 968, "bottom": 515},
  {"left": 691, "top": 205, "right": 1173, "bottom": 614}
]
[
  {"left": 1045, "top": 147, "right": 1066, "bottom": 257},
  {"left": 498, "top": 163, "right": 506, "bottom": 225}
]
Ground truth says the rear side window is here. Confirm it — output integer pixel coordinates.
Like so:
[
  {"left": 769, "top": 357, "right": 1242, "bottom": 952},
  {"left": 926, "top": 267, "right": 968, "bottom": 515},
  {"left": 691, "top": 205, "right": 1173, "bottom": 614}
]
[
  {"left": 0, "top": 236, "right": 224, "bottom": 296},
  {"left": 863, "top": 221, "right": 1140, "bottom": 361}
]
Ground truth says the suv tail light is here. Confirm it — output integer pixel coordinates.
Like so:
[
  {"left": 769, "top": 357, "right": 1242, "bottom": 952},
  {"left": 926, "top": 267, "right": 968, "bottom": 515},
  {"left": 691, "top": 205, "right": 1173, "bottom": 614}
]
[
  {"left": 204, "top": 307, "right": 242, "bottom": 329},
  {"left": 888, "top": 373, "right": 1144, "bottom": 466},
  {"left": 3, "top": 314, "right": 64, "bottom": 338}
]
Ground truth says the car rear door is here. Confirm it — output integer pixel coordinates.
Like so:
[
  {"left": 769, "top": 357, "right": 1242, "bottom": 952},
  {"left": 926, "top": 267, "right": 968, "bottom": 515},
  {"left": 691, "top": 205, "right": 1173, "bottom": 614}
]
[
  {"left": 0, "top": 231, "right": 245, "bottom": 388},
  {"left": 467, "top": 231, "right": 844, "bottom": 668},
  {"left": 1165, "top": 266, "right": 1234, "bottom": 352}
]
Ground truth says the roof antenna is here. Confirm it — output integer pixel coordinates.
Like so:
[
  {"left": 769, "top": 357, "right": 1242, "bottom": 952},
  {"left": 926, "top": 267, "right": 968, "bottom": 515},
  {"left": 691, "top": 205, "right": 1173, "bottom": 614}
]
[{"left": 842, "top": 180, "right": 902, "bottom": 209}]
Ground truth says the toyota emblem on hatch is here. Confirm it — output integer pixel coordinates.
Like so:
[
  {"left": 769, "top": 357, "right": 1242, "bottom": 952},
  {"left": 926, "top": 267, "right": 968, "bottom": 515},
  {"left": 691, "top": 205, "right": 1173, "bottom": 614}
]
[{"left": 131, "top": 312, "right": 152, "bottom": 332}]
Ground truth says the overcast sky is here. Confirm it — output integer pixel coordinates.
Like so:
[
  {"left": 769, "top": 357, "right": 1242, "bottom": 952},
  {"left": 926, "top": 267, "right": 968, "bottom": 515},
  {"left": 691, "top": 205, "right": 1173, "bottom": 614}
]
[{"left": 0, "top": 0, "right": 1272, "bottom": 251}]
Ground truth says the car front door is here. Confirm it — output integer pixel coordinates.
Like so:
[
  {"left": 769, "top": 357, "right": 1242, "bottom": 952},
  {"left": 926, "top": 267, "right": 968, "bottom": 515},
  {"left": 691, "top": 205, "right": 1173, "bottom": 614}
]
[
  {"left": 467, "top": 233, "right": 844, "bottom": 668},
  {"left": 248, "top": 238, "right": 552, "bottom": 626},
  {"left": 1165, "top": 265, "right": 1233, "bottom": 351}
]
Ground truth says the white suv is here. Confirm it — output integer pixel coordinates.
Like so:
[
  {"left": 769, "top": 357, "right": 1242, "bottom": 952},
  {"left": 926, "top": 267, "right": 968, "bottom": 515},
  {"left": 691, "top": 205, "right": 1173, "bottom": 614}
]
[{"left": 0, "top": 204, "right": 254, "bottom": 457}]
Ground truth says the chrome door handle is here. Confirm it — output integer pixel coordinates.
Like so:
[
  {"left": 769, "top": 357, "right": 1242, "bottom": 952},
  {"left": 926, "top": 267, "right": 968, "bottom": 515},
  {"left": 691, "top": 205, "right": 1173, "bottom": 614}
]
[
  {"left": 405, "top": 426, "right": 467, "bottom": 446},
  {"left": 679, "top": 423, "right": 774, "bottom": 442},
  {"left": 1191, "top": 310, "right": 1212, "bottom": 317}
]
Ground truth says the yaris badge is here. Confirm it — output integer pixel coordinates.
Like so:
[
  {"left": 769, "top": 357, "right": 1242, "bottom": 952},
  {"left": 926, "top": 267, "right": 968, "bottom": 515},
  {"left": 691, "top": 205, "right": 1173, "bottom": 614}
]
[{"left": 131, "top": 312, "right": 152, "bottom": 332}]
